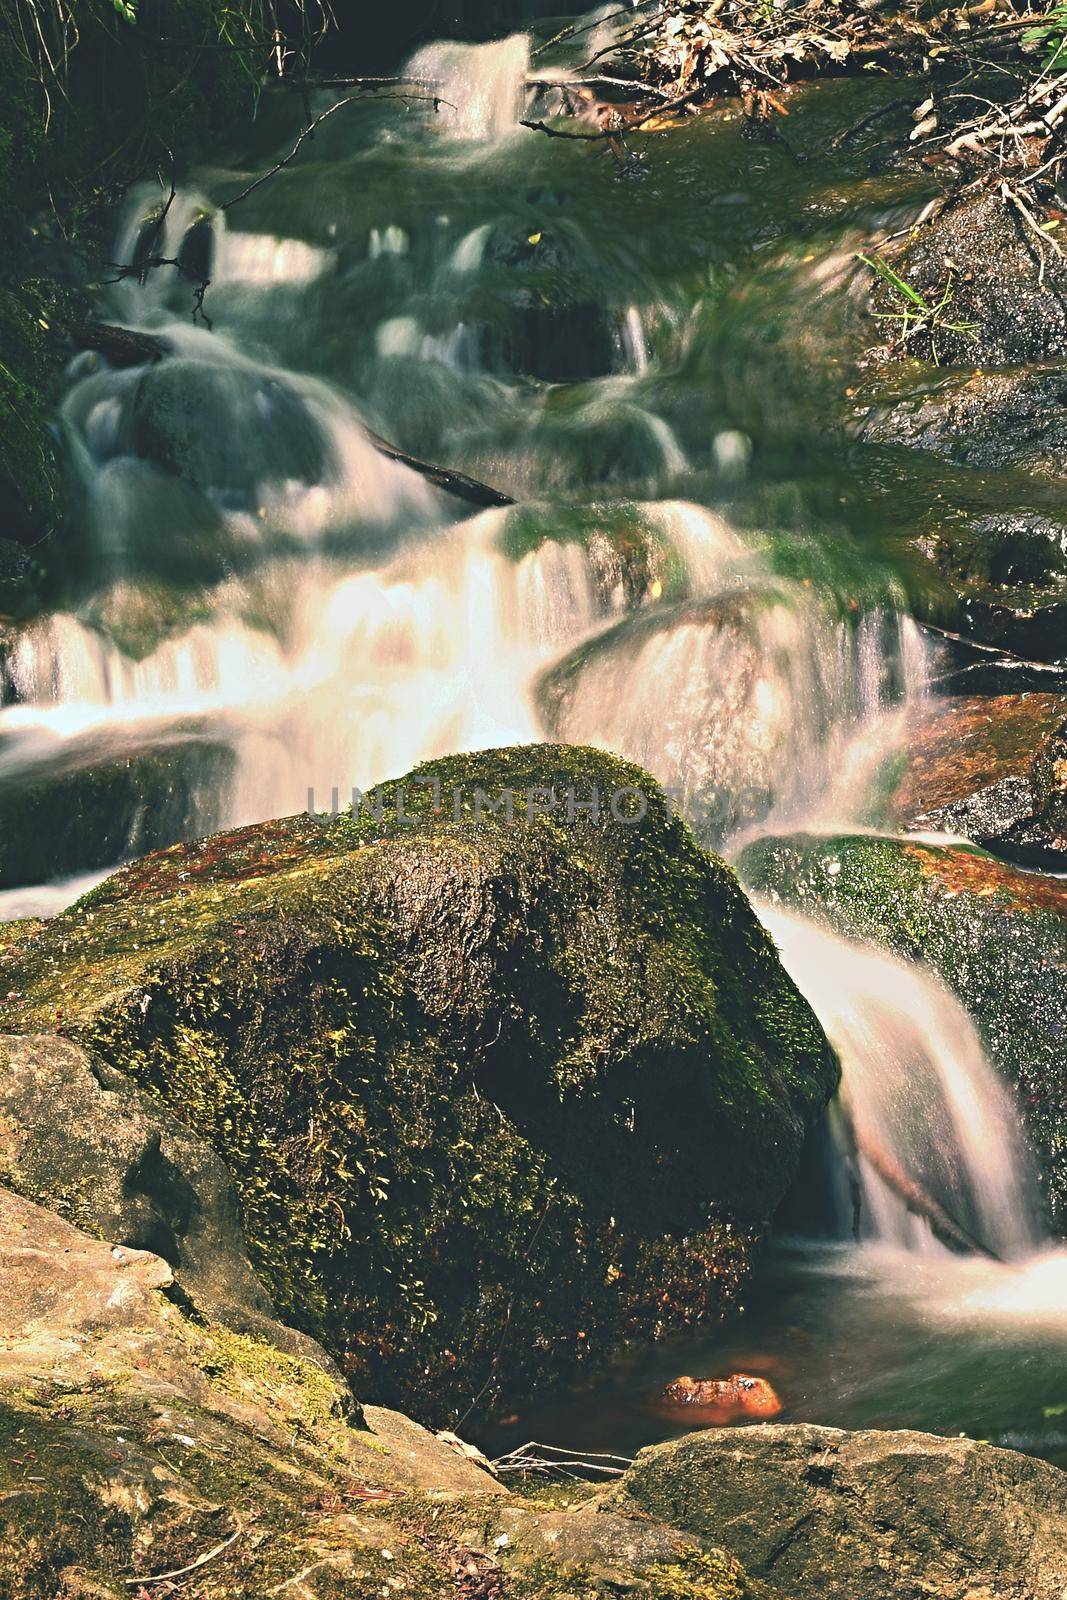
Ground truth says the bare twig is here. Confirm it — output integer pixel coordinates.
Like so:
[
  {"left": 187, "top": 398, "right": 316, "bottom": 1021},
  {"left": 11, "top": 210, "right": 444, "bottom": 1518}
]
[
  {"left": 492, "top": 1441, "right": 634, "bottom": 1480},
  {"left": 123, "top": 1523, "right": 243, "bottom": 1585},
  {"left": 220, "top": 90, "right": 451, "bottom": 211}
]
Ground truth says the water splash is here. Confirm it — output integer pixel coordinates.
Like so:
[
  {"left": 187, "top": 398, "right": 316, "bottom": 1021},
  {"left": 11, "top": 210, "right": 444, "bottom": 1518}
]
[{"left": 405, "top": 36, "right": 530, "bottom": 143}]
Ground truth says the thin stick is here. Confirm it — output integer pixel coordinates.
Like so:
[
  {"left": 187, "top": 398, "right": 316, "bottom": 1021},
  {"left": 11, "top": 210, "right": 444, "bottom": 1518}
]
[
  {"left": 124, "top": 1524, "right": 242, "bottom": 1585},
  {"left": 221, "top": 91, "right": 450, "bottom": 211}
]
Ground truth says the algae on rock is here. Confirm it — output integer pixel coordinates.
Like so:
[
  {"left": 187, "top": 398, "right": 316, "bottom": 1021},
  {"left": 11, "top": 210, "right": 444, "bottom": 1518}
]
[{"left": 0, "top": 745, "right": 837, "bottom": 1423}]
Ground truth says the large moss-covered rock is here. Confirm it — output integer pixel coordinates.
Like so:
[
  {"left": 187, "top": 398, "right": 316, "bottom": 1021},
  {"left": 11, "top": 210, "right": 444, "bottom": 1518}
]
[
  {"left": 0, "top": 745, "right": 836, "bottom": 1421},
  {"left": 737, "top": 831, "right": 1067, "bottom": 1229},
  {"left": 612, "top": 1423, "right": 1067, "bottom": 1600}
]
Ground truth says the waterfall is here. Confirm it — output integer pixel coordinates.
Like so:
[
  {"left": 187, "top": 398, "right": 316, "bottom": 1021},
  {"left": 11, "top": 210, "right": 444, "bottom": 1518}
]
[
  {"left": 405, "top": 36, "right": 531, "bottom": 143},
  {"left": 758, "top": 904, "right": 1046, "bottom": 1264}
]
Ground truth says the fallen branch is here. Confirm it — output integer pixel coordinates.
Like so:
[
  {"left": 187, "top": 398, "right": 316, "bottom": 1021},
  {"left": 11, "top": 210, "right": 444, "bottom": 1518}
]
[
  {"left": 364, "top": 431, "right": 514, "bottom": 509},
  {"left": 221, "top": 90, "right": 452, "bottom": 212},
  {"left": 854, "top": 1125, "right": 1002, "bottom": 1261},
  {"left": 492, "top": 1441, "right": 634, "bottom": 1480}
]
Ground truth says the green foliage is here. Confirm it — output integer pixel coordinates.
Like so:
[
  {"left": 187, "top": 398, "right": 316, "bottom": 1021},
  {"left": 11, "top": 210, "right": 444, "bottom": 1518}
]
[
  {"left": 858, "top": 252, "right": 978, "bottom": 363},
  {"left": 1023, "top": 4, "right": 1067, "bottom": 69}
]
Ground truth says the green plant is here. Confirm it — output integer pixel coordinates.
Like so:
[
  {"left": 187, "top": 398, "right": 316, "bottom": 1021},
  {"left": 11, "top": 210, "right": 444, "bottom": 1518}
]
[
  {"left": 858, "top": 251, "right": 979, "bottom": 362},
  {"left": 1023, "top": 3, "right": 1067, "bottom": 70}
]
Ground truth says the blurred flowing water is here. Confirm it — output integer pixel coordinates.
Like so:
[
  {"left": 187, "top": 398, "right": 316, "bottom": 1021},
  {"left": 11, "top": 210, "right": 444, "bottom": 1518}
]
[{"left": 3, "top": 18, "right": 1064, "bottom": 1457}]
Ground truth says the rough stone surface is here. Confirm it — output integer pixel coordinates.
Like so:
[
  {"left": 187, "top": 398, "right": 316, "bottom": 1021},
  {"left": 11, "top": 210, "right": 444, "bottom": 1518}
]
[
  {"left": 0, "top": 1032, "right": 321, "bottom": 1360},
  {"left": 0, "top": 1183, "right": 784, "bottom": 1600},
  {"left": 878, "top": 692, "right": 1067, "bottom": 865},
  {"left": 0, "top": 1186, "right": 510, "bottom": 1600},
  {"left": 613, "top": 1423, "right": 1067, "bottom": 1600},
  {"left": 0, "top": 746, "right": 837, "bottom": 1421},
  {"left": 887, "top": 190, "right": 1067, "bottom": 366},
  {"left": 860, "top": 368, "right": 1067, "bottom": 477}
]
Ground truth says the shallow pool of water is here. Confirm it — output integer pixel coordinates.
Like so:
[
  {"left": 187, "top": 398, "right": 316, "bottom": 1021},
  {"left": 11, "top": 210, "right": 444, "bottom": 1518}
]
[{"left": 478, "top": 1242, "right": 1067, "bottom": 1469}]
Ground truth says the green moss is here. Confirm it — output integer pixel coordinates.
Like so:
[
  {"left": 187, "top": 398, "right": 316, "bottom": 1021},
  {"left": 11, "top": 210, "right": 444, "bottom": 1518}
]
[
  {"left": 0, "top": 747, "right": 835, "bottom": 1423},
  {"left": 495, "top": 501, "right": 690, "bottom": 605}
]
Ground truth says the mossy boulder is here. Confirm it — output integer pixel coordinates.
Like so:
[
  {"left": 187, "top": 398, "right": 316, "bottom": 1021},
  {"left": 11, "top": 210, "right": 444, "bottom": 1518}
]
[
  {"left": 0, "top": 745, "right": 837, "bottom": 1422},
  {"left": 737, "top": 831, "right": 1067, "bottom": 1230},
  {"left": 872, "top": 692, "right": 1067, "bottom": 867}
]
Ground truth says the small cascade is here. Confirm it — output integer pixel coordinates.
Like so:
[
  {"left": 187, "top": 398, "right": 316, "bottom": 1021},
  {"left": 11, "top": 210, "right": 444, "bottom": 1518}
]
[
  {"left": 405, "top": 35, "right": 531, "bottom": 143},
  {"left": 759, "top": 904, "right": 1045, "bottom": 1263},
  {"left": 542, "top": 590, "right": 929, "bottom": 846}
]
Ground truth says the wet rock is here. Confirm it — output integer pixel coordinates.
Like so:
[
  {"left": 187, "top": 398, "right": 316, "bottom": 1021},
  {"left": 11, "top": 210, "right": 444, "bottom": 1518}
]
[
  {"left": 878, "top": 693, "right": 1067, "bottom": 866},
  {"left": 129, "top": 356, "right": 329, "bottom": 504},
  {"left": 177, "top": 213, "right": 215, "bottom": 283},
  {"left": 738, "top": 831, "right": 1067, "bottom": 1230},
  {"left": 0, "top": 1032, "right": 322, "bottom": 1361},
  {"left": 0, "top": 745, "right": 837, "bottom": 1421},
  {"left": 922, "top": 624, "right": 1067, "bottom": 695},
  {"left": 910, "top": 508, "right": 1067, "bottom": 664},
  {"left": 859, "top": 368, "right": 1067, "bottom": 478},
  {"left": 612, "top": 1423, "right": 1067, "bottom": 1600},
  {"left": 483, "top": 224, "right": 619, "bottom": 382},
  {"left": 0, "top": 732, "right": 236, "bottom": 889},
  {"left": 889, "top": 190, "right": 1067, "bottom": 366},
  {"left": 662, "top": 1374, "right": 782, "bottom": 1419}
]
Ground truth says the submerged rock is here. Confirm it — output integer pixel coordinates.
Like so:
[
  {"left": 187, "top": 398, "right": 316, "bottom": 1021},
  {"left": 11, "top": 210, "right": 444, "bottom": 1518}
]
[
  {"left": 128, "top": 356, "right": 329, "bottom": 503},
  {"left": 738, "top": 831, "right": 1067, "bottom": 1230},
  {"left": 613, "top": 1423, "right": 1067, "bottom": 1600},
  {"left": 536, "top": 590, "right": 909, "bottom": 846},
  {"left": 876, "top": 692, "right": 1067, "bottom": 866},
  {"left": 662, "top": 1374, "right": 782, "bottom": 1419},
  {"left": 0, "top": 745, "right": 837, "bottom": 1421}
]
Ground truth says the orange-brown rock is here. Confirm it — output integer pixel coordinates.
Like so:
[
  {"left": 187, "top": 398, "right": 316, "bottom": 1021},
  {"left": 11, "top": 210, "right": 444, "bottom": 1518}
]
[{"left": 661, "top": 1373, "right": 782, "bottom": 1420}]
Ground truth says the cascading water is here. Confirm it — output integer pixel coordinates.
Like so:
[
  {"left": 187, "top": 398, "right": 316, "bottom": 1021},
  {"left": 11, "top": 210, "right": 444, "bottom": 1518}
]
[
  {"left": 757, "top": 905, "right": 1046, "bottom": 1263},
  {"left": 405, "top": 35, "right": 531, "bottom": 143},
  {"left": 4, "top": 11, "right": 1065, "bottom": 1459}
]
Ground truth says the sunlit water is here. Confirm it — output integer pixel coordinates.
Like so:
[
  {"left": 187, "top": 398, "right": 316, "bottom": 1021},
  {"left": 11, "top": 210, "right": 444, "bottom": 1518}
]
[{"left": 2, "top": 17, "right": 1064, "bottom": 1459}]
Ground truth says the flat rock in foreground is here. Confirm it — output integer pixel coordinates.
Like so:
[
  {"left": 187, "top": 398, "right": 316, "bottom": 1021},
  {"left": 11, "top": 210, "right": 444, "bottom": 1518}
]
[{"left": 612, "top": 1422, "right": 1067, "bottom": 1600}]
